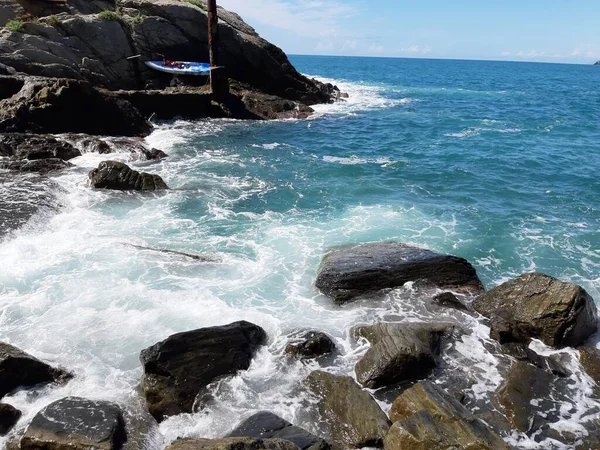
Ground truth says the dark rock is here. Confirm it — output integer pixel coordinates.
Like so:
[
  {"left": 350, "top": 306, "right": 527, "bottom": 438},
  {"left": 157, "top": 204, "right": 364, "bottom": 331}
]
[
  {"left": 166, "top": 438, "right": 299, "bottom": 450},
  {"left": 285, "top": 332, "right": 335, "bottom": 360},
  {"left": 430, "top": 291, "right": 470, "bottom": 311},
  {"left": 121, "top": 399, "right": 162, "bottom": 450},
  {"left": 127, "top": 244, "right": 221, "bottom": 263},
  {"left": 0, "top": 158, "right": 73, "bottom": 173},
  {"left": 228, "top": 411, "right": 330, "bottom": 450},
  {"left": 579, "top": 347, "right": 600, "bottom": 386},
  {"left": 0, "top": 76, "right": 151, "bottom": 136},
  {"left": 20, "top": 397, "right": 126, "bottom": 450},
  {"left": 473, "top": 273, "right": 598, "bottom": 348},
  {"left": 494, "top": 361, "right": 555, "bottom": 433},
  {"left": 351, "top": 322, "right": 460, "bottom": 388},
  {"left": 501, "top": 343, "right": 572, "bottom": 377},
  {"left": 306, "top": 370, "right": 390, "bottom": 448},
  {"left": 0, "top": 341, "right": 72, "bottom": 399},
  {"left": 89, "top": 161, "right": 168, "bottom": 191},
  {"left": 386, "top": 382, "right": 509, "bottom": 450},
  {"left": 0, "top": 403, "right": 21, "bottom": 436},
  {"left": 140, "top": 321, "right": 267, "bottom": 421},
  {"left": 315, "top": 242, "right": 484, "bottom": 305},
  {"left": 595, "top": 61, "right": 600, "bottom": 66},
  {"left": 0, "top": 133, "right": 81, "bottom": 160}
]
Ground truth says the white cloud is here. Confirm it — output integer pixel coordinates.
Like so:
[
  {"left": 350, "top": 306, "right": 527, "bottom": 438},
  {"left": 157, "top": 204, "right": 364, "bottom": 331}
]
[
  {"left": 398, "top": 45, "right": 432, "bottom": 54},
  {"left": 316, "top": 40, "right": 334, "bottom": 52},
  {"left": 340, "top": 40, "right": 357, "bottom": 51},
  {"left": 218, "top": 0, "right": 356, "bottom": 38},
  {"left": 500, "top": 51, "right": 511, "bottom": 57},
  {"left": 368, "top": 44, "right": 384, "bottom": 54}
]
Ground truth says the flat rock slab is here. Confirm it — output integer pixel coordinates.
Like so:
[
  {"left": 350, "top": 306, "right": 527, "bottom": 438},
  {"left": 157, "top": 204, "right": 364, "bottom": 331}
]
[
  {"left": 140, "top": 321, "right": 267, "bottom": 421},
  {"left": 386, "top": 381, "right": 509, "bottom": 450},
  {"left": 0, "top": 403, "right": 21, "bottom": 436},
  {"left": 351, "top": 322, "right": 460, "bottom": 388},
  {"left": 473, "top": 273, "right": 598, "bottom": 348},
  {"left": 228, "top": 411, "right": 330, "bottom": 450},
  {"left": 315, "top": 242, "right": 483, "bottom": 305},
  {"left": 0, "top": 342, "right": 71, "bottom": 399},
  {"left": 20, "top": 397, "right": 126, "bottom": 450},
  {"left": 166, "top": 438, "right": 300, "bottom": 450},
  {"left": 89, "top": 160, "right": 168, "bottom": 191},
  {"left": 306, "top": 370, "right": 390, "bottom": 448}
]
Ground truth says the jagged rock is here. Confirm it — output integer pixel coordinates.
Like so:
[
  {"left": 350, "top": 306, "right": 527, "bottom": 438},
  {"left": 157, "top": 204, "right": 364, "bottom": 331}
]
[
  {"left": 385, "top": 382, "right": 509, "bottom": 450},
  {"left": 0, "top": 342, "right": 72, "bottom": 399},
  {"left": 166, "top": 438, "right": 300, "bottom": 450},
  {"left": 0, "top": 158, "right": 74, "bottom": 173},
  {"left": 285, "top": 331, "right": 336, "bottom": 360},
  {"left": 0, "top": 403, "right": 21, "bottom": 436},
  {"left": 351, "top": 322, "right": 460, "bottom": 389},
  {"left": 228, "top": 411, "right": 330, "bottom": 450},
  {"left": 430, "top": 291, "right": 470, "bottom": 312},
  {"left": 88, "top": 161, "right": 168, "bottom": 191},
  {"left": 68, "top": 135, "right": 168, "bottom": 160},
  {"left": 315, "top": 242, "right": 484, "bottom": 305},
  {"left": 501, "top": 343, "right": 572, "bottom": 378},
  {"left": 579, "top": 347, "right": 600, "bottom": 386},
  {"left": 0, "top": 76, "right": 151, "bottom": 136},
  {"left": 306, "top": 370, "right": 390, "bottom": 448},
  {"left": 140, "top": 321, "right": 267, "bottom": 421},
  {"left": 0, "top": 133, "right": 81, "bottom": 160},
  {"left": 20, "top": 397, "right": 126, "bottom": 450},
  {"left": 473, "top": 273, "right": 598, "bottom": 348}
]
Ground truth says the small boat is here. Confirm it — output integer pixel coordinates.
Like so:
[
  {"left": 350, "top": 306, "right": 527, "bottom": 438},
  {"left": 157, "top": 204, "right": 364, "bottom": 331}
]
[{"left": 145, "top": 60, "right": 213, "bottom": 76}]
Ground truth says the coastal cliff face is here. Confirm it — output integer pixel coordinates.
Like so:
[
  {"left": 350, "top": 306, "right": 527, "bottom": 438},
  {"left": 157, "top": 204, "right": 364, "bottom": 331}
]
[{"left": 0, "top": 0, "right": 331, "bottom": 104}]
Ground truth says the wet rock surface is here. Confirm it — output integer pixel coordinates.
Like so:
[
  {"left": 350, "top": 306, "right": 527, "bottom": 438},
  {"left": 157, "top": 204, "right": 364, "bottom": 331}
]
[
  {"left": 473, "top": 272, "right": 598, "bottom": 348},
  {"left": 351, "top": 322, "right": 460, "bottom": 388},
  {"left": 89, "top": 161, "right": 168, "bottom": 191},
  {"left": 579, "top": 346, "right": 600, "bottom": 386},
  {"left": 386, "top": 381, "right": 509, "bottom": 450},
  {"left": 140, "top": 321, "right": 267, "bottom": 421},
  {"left": 228, "top": 411, "right": 330, "bottom": 450},
  {"left": 0, "top": 133, "right": 81, "bottom": 161},
  {"left": 315, "top": 242, "right": 484, "bottom": 305},
  {"left": 20, "top": 397, "right": 126, "bottom": 450},
  {"left": 430, "top": 291, "right": 470, "bottom": 312},
  {"left": 285, "top": 331, "right": 336, "bottom": 360},
  {"left": 306, "top": 370, "right": 390, "bottom": 448},
  {"left": 166, "top": 438, "right": 300, "bottom": 450},
  {"left": 0, "top": 403, "right": 21, "bottom": 436},
  {"left": 0, "top": 341, "right": 72, "bottom": 399}
]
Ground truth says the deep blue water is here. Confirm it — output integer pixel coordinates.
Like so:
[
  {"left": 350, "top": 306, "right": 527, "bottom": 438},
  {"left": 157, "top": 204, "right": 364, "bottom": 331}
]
[{"left": 1, "top": 56, "right": 599, "bottom": 448}]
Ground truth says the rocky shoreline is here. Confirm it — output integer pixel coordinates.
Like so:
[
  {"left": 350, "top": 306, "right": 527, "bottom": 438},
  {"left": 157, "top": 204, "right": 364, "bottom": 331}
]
[{"left": 1, "top": 242, "right": 599, "bottom": 449}]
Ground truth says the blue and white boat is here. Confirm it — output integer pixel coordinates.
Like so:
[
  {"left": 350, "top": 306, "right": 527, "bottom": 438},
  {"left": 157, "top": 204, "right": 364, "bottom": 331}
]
[{"left": 145, "top": 60, "right": 213, "bottom": 76}]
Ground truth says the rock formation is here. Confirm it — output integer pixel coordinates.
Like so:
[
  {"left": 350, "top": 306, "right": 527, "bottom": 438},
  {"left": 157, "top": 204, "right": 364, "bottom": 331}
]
[
  {"left": 88, "top": 160, "right": 168, "bottom": 190},
  {"left": 0, "top": 403, "right": 21, "bottom": 436},
  {"left": 284, "top": 331, "right": 336, "bottom": 360},
  {"left": 167, "top": 438, "right": 300, "bottom": 450}
]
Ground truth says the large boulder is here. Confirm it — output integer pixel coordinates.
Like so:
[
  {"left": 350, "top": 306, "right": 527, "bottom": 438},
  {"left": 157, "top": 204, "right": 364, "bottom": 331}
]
[
  {"left": 0, "top": 133, "right": 81, "bottom": 160},
  {"left": 385, "top": 382, "right": 509, "bottom": 450},
  {"left": 166, "top": 438, "right": 300, "bottom": 450},
  {"left": 0, "top": 76, "right": 151, "bottom": 136},
  {"left": 351, "top": 322, "right": 460, "bottom": 389},
  {"left": 20, "top": 397, "right": 127, "bottom": 450},
  {"left": 306, "top": 370, "right": 390, "bottom": 448},
  {"left": 0, "top": 403, "right": 21, "bottom": 436},
  {"left": 0, "top": 342, "right": 72, "bottom": 399},
  {"left": 473, "top": 273, "right": 598, "bottom": 348},
  {"left": 228, "top": 411, "right": 330, "bottom": 450},
  {"left": 285, "top": 331, "right": 336, "bottom": 360},
  {"left": 315, "top": 242, "right": 484, "bottom": 305},
  {"left": 0, "top": 0, "right": 336, "bottom": 104},
  {"left": 140, "top": 321, "right": 267, "bottom": 421},
  {"left": 89, "top": 161, "right": 168, "bottom": 191}
]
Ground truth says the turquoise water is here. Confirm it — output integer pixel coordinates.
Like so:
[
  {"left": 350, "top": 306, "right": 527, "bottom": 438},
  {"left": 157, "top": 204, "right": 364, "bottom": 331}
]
[{"left": 1, "top": 56, "right": 599, "bottom": 448}]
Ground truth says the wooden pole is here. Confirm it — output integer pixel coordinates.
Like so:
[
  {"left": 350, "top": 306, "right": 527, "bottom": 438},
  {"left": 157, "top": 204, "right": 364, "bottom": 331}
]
[{"left": 207, "top": 0, "right": 223, "bottom": 94}]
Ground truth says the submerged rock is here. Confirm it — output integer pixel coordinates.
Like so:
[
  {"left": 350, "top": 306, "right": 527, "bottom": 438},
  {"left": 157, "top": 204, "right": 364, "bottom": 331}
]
[
  {"left": 228, "top": 411, "right": 330, "bottom": 450},
  {"left": 430, "top": 291, "right": 470, "bottom": 312},
  {"left": 285, "top": 331, "right": 336, "bottom": 360},
  {"left": 140, "top": 321, "right": 267, "bottom": 421},
  {"left": 315, "top": 242, "right": 484, "bottom": 305},
  {"left": 386, "top": 382, "right": 509, "bottom": 450},
  {"left": 473, "top": 273, "right": 598, "bottom": 348},
  {"left": 89, "top": 161, "right": 168, "bottom": 191},
  {"left": 0, "top": 76, "right": 151, "bottom": 136},
  {"left": 351, "top": 322, "right": 460, "bottom": 389},
  {"left": 0, "top": 403, "right": 21, "bottom": 436},
  {"left": 0, "top": 342, "right": 72, "bottom": 399},
  {"left": 20, "top": 397, "right": 126, "bottom": 450},
  {"left": 167, "top": 438, "right": 300, "bottom": 450},
  {"left": 306, "top": 370, "right": 390, "bottom": 448}
]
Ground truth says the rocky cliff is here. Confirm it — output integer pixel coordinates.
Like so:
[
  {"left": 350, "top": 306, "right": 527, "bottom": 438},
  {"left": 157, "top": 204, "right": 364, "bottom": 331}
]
[{"left": 0, "top": 0, "right": 333, "bottom": 104}]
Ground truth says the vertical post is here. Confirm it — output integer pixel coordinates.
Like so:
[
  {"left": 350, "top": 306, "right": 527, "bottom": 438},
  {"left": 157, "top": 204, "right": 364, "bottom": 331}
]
[{"left": 207, "top": 0, "right": 223, "bottom": 94}]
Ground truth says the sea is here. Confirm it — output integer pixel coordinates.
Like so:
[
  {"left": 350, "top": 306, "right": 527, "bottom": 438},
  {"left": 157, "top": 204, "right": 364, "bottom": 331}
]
[{"left": 1, "top": 56, "right": 599, "bottom": 449}]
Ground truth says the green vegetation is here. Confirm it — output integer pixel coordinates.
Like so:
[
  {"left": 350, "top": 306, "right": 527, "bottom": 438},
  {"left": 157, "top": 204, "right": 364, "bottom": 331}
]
[
  {"left": 5, "top": 19, "right": 24, "bottom": 33},
  {"left": 46, "top": 15, "right": 61, "bottom": 27},
  {"left": 183, "top": 0, "right": 206, "bottom": 11},
  {"left": 129, "top": 12, "right": 145, "bottom": 24},
  {"left": 98, "top": 10, "right": 123, "bottom": 21}
]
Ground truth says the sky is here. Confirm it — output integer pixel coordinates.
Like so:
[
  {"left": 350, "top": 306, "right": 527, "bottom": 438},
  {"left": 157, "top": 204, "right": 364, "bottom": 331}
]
[{"left": 217, "top": 0, "right": 600, "bottom": 64}]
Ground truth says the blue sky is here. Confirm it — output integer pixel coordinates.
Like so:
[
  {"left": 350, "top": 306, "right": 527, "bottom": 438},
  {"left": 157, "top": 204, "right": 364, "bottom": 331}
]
[{"left": 218, "top": 0, "right": 600, "bottom": 64}]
